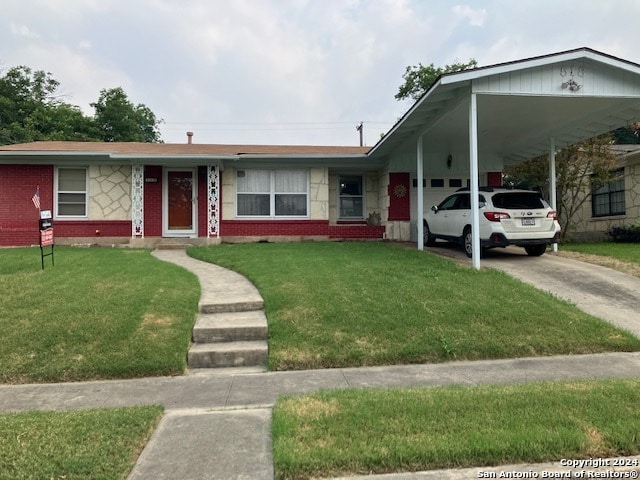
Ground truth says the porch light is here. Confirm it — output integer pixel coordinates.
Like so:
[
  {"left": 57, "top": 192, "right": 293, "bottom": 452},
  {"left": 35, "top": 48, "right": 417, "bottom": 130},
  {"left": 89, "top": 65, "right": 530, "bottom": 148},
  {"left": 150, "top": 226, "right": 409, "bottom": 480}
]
[{"left": 561, "top": 79, "right": 581, "bottom": 92}]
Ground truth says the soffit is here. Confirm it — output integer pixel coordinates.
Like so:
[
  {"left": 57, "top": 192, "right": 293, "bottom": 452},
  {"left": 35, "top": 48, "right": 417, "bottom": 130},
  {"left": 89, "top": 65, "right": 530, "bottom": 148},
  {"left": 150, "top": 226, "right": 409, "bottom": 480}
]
[{"left": 369, "top": 48, "right": 640, "bottom": 165}]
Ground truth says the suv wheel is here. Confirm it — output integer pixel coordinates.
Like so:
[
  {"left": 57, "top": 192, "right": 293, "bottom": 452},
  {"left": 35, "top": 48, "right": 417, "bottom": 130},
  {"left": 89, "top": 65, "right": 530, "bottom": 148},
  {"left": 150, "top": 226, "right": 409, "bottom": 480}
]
[
  {"left": 463, "top": 227, "right": 473, "bottom": 258},
  {"left": 524, "top": 244, "right": 547, "bottom": 256},
  {"left": 423, "top": 221, "right": 436, "bottom": 246}
]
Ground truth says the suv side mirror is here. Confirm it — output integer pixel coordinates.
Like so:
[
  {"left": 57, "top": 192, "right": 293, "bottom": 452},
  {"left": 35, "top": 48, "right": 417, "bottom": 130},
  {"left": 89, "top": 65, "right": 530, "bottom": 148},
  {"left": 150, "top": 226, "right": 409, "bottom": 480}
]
[{"left": 431, "top": 205, "right": 438, "bottom": 213}]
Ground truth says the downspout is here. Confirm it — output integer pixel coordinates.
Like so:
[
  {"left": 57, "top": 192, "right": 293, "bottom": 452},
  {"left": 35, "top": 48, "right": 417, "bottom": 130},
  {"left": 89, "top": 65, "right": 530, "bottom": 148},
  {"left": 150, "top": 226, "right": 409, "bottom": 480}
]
[
  {"left": 469, "top": 93, "right": 481, "bottom": 270},
  {"left": 416, "top": 135, "right": 424, "bottom": 250},
  {"left": 549, "top": 137, "right": 558, "bottom": 252}
]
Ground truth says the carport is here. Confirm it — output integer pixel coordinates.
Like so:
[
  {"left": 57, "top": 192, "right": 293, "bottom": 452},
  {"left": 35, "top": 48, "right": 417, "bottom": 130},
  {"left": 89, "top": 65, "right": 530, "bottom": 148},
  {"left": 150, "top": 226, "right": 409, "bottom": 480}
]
[{"left": 369, "top": 48, "right": 640, "bottom": 268}]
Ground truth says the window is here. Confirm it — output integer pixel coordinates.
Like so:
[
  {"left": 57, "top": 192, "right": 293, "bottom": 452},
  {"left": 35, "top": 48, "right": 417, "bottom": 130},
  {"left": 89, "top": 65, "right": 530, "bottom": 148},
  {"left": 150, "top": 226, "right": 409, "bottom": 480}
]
[
  {"left": 56, "top": 167, "right": 87, "bottom": 217},
  {"left": 236, "top": 169, "right": 308, "bottom": 217},
  {"left": 592, "top": 169, "right": 625, "bottom": 217},
  {"left": 339, "top": 175, "right": 364, "bottom": 218},
  {"left": 492, "top": 192, "right": 546, "bottom": 209}
]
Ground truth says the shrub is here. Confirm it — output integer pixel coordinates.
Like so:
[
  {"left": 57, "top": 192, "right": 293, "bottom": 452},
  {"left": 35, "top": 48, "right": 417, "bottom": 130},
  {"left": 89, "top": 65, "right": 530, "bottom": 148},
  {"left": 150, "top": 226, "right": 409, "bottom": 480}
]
[{"left": 606, "top": 222, "right": 640, "bottom": 243}]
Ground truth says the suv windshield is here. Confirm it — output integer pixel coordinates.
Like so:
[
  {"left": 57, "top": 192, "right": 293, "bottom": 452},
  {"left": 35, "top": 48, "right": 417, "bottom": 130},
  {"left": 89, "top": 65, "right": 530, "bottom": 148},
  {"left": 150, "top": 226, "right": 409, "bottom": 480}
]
[{"left": 492, "top": 192, "right": 545, "bottom": 209}]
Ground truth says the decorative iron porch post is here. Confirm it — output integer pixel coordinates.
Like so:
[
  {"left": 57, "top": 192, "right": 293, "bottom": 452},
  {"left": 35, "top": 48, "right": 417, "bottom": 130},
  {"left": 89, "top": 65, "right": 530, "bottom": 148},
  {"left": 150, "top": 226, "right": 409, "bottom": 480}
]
[
  {"left": 131, "top": 164, "right": 144, "bottom": 237},
  {"left": 207, "top": 165, "right": 220, "bottom": 237}
]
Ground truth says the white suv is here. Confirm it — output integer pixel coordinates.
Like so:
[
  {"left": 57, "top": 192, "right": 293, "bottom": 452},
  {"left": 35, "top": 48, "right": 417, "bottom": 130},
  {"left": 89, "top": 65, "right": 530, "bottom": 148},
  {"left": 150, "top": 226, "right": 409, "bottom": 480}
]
[{"left": 423, "top": 188, "right": 561, "bottom": 257}]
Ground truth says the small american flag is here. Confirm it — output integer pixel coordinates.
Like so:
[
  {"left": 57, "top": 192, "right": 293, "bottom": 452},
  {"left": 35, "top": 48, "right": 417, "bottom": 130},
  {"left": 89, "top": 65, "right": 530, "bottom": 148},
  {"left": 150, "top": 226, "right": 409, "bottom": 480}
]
[{"left": 31, "top": 187, "right": 40, "bottom": 210}]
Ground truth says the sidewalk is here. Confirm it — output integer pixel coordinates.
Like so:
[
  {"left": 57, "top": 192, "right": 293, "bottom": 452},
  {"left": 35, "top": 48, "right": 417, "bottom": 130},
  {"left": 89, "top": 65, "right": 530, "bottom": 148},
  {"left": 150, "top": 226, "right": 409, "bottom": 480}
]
[
  {"left": 1, "top": 247, "right": 639, "bottom": 479},
  {"left": 1, "top": 353, "right": 639, "bottom": 478}
]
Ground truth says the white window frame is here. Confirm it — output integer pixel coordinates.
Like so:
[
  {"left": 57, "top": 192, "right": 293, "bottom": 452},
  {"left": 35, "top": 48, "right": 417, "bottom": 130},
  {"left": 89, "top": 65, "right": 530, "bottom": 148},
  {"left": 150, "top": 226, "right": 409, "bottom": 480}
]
[
  {"left": 54, "top": 166, "right": 89, "bottom": 219},
  {"left": 338, "top": 174, "right": 365, "bottom": 220},
  {"left": 236, "top": 169, "right": 310, "bottom": 218}
]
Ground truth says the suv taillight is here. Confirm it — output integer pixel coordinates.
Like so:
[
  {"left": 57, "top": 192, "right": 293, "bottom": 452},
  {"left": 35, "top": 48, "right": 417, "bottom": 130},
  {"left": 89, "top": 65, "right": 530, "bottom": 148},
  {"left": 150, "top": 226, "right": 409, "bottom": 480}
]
[
  {"left": 547, "top": 211, "right": 558, "bottom": 220},
  {"left": 483, "top": 211, "right": 511, "bottom": 222}
]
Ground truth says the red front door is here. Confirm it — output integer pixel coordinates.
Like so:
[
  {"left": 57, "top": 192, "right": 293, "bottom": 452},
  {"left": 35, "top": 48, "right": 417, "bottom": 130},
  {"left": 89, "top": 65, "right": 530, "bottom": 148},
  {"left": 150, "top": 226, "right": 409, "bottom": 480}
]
[{"left": 165, "top": 169, "right": 196, "bottom": 236}]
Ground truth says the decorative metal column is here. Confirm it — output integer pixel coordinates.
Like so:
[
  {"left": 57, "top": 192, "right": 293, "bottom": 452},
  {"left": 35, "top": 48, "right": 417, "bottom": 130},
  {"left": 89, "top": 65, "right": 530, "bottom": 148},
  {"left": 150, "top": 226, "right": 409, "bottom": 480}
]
[
  {"left": 131, "top": 164, "right": 144, "bottom": 237},
  {"left": 207, "top": 165, "right": 220, "bottom": 237}
]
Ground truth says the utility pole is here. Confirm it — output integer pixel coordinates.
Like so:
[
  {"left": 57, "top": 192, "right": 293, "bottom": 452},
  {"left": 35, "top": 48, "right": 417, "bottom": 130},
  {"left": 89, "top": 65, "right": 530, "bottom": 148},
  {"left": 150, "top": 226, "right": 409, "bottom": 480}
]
[{"left": 356, "top": 122, "right": 363, "bottom": 146}]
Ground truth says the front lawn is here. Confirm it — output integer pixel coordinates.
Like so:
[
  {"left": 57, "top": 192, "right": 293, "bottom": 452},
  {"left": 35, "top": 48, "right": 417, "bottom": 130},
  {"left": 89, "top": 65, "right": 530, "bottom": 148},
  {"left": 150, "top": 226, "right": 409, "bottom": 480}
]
[
  {"left": 0, "top": 247, "right": 199, "bottom": 383},
  {"left": 273, "top": 380, "right": 640, "bottom": 479},
  {"left": 0, "top": 406, "right": 162, "bottom": 479},
  {"left": 189, "top": 242, "right": 640, "bottom": 370},
  {"left": 561, "top": 242, "right": 640, "bottom": 264}
]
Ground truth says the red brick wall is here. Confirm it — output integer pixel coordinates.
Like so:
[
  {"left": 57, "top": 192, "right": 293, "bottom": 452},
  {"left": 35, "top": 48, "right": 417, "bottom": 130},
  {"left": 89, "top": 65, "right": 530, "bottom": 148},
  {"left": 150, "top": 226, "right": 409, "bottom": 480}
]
[
  {"left": 220, "top": 220, "right": 384, "bottom": 239},
  {"left": 0, "top": 165, "right": 132, "bottom": 246},
  {"left": 54, "top": 220, "right": 131, "bottom": 238},
  {"left": 1, "top": 164, "right": 384, "bottom": 245},
  {"left": 0, "top": 165, "right": 54, "bottom": 246}
]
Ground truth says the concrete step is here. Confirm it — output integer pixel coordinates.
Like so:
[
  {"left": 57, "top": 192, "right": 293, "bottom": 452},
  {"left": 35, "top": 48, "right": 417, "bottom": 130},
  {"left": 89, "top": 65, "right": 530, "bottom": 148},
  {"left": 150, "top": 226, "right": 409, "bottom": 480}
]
[
  {"left": 199, "top": 300, "right": 264, "bottom": 314},
  {"left": 188, "top": 341, "right": 268, "bottom": 369},
  {"left": 193, "top": 311, "right": 268, "bottom": 343}
]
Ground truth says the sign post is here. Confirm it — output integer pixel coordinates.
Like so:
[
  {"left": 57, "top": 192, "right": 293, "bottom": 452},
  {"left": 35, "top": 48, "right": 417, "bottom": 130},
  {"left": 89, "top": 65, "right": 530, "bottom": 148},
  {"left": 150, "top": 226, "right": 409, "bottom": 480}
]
[{"left": 39, "top": 210, "right": 54, "bottom": 269}]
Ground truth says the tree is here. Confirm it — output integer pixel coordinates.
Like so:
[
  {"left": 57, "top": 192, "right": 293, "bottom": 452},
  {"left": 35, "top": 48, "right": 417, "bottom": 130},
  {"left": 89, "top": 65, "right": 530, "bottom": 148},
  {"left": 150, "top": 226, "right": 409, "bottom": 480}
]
[
  {"left": 395, "top": 58, "right": 478, "bottom": 101},
  {"left": 504, "top": 134, "right": 619, "bottom": 241},
  {"left": 0, "top": 66, "right": 162, "bottom": 145},
  {"left": 91, "top": 87, "right": 162, "bottom": 143},
  {"left": 0, "top": 65, "right": 87, "bottom": 144}
]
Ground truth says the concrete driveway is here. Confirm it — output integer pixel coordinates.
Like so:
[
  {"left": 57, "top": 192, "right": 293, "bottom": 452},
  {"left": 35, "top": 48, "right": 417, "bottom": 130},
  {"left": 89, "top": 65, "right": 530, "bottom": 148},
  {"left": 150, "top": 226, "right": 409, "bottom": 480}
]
[{"left": 425, "top": 243, "right": 640, "bottom": 339}]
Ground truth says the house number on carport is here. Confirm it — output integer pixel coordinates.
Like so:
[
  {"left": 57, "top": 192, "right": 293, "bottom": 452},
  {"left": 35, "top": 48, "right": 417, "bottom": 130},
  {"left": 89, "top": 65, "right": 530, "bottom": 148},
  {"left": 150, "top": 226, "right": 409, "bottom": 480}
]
[
  {"left": 560, "top": 64, "right": 585, "bottom": 78},
  {"left": 560, "top": 63, "right": 584, "bottom": 92}
]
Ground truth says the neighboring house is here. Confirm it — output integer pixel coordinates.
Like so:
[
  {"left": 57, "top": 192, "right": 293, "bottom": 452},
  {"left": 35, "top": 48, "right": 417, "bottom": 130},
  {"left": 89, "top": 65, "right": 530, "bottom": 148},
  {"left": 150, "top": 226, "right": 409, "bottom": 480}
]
[
  {"left": 570, "top": 145, "right": 640, "bottom": 241},
  {"left": 2, "top": 48, "right": 640, "bottom": 257}
]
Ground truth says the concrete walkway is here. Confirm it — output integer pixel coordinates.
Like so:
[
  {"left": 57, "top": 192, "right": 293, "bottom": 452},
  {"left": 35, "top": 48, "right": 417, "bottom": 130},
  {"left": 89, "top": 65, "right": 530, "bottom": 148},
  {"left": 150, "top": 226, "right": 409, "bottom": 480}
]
[
  {"left": 1, "top": 246, "right": 640, "bottom": 479},
  {"left": 428, "top": 244, "right": 640, "bottom": 338}
]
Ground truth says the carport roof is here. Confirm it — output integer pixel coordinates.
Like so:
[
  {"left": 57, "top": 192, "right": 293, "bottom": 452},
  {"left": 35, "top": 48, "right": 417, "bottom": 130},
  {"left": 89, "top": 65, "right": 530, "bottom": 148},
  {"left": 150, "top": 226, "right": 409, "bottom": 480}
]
[{"left": 368, "top": 47, "right": 640, "bottom": 164}]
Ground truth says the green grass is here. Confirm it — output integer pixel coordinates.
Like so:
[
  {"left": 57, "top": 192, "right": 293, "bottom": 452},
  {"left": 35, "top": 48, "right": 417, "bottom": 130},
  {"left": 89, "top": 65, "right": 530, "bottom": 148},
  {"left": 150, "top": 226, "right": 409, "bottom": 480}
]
[
  {"left": 561, "top": 242, "right": 640, "bottom": 264},
  {"left": 189, "top": 242, "right": 640, "bottom": 370},
  {"left": 272, "top": 380, "right": 640, "bottom": 479},
  {"left": 0, "top": 247, "right": 199, "bottom": 383},
  {"left": 0, "top": 406, "right": 162, "bottom": 479}
]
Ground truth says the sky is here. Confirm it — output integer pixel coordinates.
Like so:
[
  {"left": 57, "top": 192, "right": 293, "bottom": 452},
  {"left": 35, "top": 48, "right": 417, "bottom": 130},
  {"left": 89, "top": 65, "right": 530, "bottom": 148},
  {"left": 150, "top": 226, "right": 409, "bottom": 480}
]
[{"left": 2, "top": 0, "right": 640, "bottom": 147}]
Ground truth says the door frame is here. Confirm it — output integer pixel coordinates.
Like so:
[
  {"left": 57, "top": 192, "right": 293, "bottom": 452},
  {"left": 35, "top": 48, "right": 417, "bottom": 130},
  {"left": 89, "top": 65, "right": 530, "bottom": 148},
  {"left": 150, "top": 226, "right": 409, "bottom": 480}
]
[{"left": 162, "top": 167, "right": 198, "bottom": 237}]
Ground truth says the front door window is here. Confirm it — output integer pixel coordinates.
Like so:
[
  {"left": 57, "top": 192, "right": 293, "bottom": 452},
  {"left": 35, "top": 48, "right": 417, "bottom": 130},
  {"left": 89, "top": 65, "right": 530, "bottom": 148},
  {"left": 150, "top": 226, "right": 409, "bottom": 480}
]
[{"left": 165, "top": 169, "right": 196, "bottom": 236}]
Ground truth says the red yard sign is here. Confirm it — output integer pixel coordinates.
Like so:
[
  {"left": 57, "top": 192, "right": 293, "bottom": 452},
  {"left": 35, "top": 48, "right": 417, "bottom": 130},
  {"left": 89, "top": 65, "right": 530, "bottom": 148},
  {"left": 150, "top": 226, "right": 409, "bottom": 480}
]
[{"left": 40, "top": 227, "right": 54, "bottom": 247}]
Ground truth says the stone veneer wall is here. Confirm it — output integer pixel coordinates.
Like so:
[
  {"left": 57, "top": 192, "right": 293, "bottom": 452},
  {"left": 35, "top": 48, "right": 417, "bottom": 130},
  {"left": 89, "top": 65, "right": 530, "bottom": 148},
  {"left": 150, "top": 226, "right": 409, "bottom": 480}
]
[
  {"left": 570, "top": 162, "right": 640, "bottom": 241},
  {"left": 310, "top": 168, "right": 329, "bottom": 220},
  {"left": 88, "top": 165, "right": 132, "bottom": 220}
]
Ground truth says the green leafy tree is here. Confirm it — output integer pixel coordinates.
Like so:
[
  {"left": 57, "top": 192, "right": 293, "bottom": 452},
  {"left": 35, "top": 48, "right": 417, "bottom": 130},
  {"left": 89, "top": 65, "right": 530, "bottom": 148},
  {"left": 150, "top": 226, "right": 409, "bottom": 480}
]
[
  {"left": 0, "top": 66, "right": 92, "bottom": 144},
  {"left": 395, "top": 59, "right": 478, "bottom": 101},
  {"left": 504, "top": 134, "right": 619, "bottom": 241},
  {"left": 91, "top": 87, "right": 162, "bottom": 143},
  {"left": 0, "top": 66, "right": 162, "bottom": 145}
]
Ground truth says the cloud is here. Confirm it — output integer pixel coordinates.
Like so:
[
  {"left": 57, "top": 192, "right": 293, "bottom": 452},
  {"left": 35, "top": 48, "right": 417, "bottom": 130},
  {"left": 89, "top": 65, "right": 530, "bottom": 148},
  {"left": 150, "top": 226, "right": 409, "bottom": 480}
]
[
  {"left": 9, "top": 22, "right": 39, "bottom": 39},
  {"left": 452, "top": 5, "right": 487, "bottom": 27},
  {"left": 3, "top": 0, "right": 640, "bottom": 146}
]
